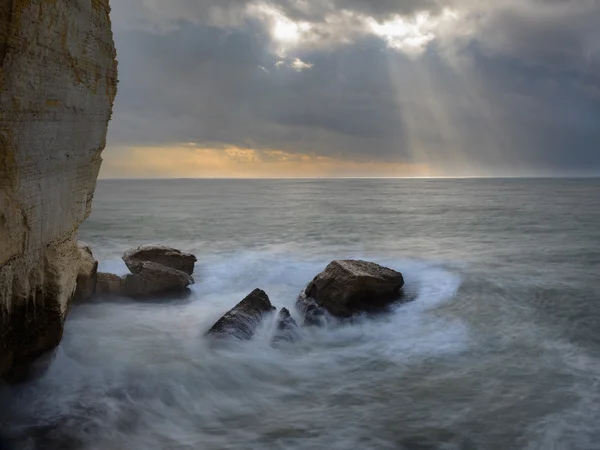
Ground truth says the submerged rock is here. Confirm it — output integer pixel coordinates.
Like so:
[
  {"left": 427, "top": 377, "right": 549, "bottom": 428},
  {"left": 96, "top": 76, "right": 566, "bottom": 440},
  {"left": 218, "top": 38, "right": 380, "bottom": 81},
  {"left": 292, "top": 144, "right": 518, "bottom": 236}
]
[
  {"left": 299, "top": 260, "right": 405, "bottom": 318},
  {"left": 272, "top": 308, "right": 302, "bottom": 345},
  {"left": 123, "top": 245, "right": 197, "bottom": 276},
  {"left": 73, "top": 244, "right": 98, "bottom": 302},
  {"left": 207, "top": 289, "right": 276, "bottom": 340},
  {"left": 96, "top": 272, "right": 123, "bottom": 297},
  {"left": 121, "top": 262, "right": 193, "bottom": 298}
]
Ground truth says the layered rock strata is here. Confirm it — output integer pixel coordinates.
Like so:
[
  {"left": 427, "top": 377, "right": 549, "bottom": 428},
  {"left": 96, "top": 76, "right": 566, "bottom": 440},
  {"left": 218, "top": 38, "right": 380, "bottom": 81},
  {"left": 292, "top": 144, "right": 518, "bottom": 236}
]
[{"left": 0, "top": 0, "right": 117, "bottom": 381}]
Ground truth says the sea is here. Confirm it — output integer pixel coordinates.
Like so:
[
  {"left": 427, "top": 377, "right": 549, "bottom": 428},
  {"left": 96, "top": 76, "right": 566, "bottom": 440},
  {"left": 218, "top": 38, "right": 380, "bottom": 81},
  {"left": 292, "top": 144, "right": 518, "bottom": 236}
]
[{"left": 2, "top": 178, "right": 600, "bottom": 450}]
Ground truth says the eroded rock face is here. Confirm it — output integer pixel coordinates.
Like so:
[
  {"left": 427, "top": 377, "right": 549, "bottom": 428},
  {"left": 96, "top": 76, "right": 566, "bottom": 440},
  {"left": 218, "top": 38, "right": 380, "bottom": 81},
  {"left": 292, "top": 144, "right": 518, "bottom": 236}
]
[
  {"left": 123, "top": 245, "right": 197, "bottom": 276},
  {"left": 122, "top": 262, "right": 193, "bottom": 298},
  {"left": 207, "top": 289, "right": 276, "bottom": 340},
  {"left": 0, "top": 0, "right": 117, "bottom": 381},
  {"left": 300, "top": 260, "right": 405, "bottom": 318}
]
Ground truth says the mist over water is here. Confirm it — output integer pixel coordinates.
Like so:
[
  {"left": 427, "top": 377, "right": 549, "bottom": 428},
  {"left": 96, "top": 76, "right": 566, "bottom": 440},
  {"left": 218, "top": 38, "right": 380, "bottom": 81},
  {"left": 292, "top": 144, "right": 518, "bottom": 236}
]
[{"left": 3, "top": 179, "right": 600, "bottom": 450}]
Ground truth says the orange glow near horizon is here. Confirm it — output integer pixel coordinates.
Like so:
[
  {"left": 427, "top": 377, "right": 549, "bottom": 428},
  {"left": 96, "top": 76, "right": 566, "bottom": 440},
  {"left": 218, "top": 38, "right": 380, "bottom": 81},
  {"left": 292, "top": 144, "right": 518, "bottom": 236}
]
[{"left": 99, "top": 145, "right": 435, "bottom": 179}]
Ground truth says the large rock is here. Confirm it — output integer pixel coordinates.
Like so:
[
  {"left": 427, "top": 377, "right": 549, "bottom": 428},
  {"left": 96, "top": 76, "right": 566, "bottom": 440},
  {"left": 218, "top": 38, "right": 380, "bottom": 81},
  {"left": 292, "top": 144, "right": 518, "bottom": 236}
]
[
  {"left": 73, "top": 244, "right": 98, "bottom": 302},
  {"left": 300, "top": 260, "right": 405, "bottom": 318},
  {"left": 96, "top": 272, "right": 123, "bottom": 297},
  {"left": 207, "top": 289, "right": 276, "bottom": 340},
  {"left": 272, "top": 308, "right": 302, "bottom": 346},
  {"left": 123, "top": 245, "right": 197, "bottom": 276},
  {"left": 0, "top": 0, "right": 117, "bottom": 382},
  {"left": 121, "top": 262, "right": 193, "bottom": 298}
]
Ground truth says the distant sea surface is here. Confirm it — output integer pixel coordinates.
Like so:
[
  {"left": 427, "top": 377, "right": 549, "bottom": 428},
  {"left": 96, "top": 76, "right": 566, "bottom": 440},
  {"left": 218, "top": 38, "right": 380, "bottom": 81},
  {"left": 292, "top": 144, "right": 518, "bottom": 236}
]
[{"left": 3, "top": 178, "right": 600, "bottom": 450}]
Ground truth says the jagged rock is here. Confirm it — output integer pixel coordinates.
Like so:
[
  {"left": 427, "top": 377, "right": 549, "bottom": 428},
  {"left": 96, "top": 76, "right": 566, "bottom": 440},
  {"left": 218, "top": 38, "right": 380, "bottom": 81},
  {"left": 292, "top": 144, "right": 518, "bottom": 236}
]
[
  {"left": 299, "top": 260, "right": 405, "bottom": 318},
  {"left": 296, "top": 291, "right": 329, "bottom": 327},
  {"left": 121, "top": 262, "right": 193, "bottom": 298},
  {"left": 207, "top": 289, "right": 276, "bottom": 340},
  {"left": 73, "top": 244, "right": 98, "bottom": 302},
  {"left": 96, "top": 272, "right": 123, "bottom": 296},
  {"left": 272, "top": 308, "right": 302, "bottom": 345},
  {"left": 123, "top": 245, "right": 197, "bottom": 276},
  {"left": 0, "top": 0, "right": 117, "bottom": 382}
]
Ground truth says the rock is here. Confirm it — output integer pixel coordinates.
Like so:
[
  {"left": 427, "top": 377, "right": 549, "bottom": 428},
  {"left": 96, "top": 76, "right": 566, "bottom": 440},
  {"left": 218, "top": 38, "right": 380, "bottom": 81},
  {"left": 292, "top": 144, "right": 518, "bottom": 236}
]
[
  {"left": 272, "top": 308, "right": 302, "bottom": 345},
  {"left": 300, "top": 260, "right": 405, "bottom": 318},
  {"left": 296, "top": 291, "right": 329, "bottom": 327},
  {"left": 0, "top": 0, "right": 117, "bottom": 382},
  {"left": 123, "top": 245, "right": 197, "bottom": 276},
  {"left": 207, "top": 289, "right": 276, "bottom": 340},
  {"left": 73, "top": 244, "right": 98, "bottom": 302},
  {"left": 96, "top": 272, "right": 123, "bottom": 297},
  {"left": 121, "top": 262, "right": 193, "bottom": 298}
]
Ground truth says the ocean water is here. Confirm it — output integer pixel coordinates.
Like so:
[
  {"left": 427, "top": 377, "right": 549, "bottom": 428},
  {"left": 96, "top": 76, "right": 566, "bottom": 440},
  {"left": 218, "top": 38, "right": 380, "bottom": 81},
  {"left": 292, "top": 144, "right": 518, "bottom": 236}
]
[{"left": 2, "top": 178, "right": 600, "bottom": 450}]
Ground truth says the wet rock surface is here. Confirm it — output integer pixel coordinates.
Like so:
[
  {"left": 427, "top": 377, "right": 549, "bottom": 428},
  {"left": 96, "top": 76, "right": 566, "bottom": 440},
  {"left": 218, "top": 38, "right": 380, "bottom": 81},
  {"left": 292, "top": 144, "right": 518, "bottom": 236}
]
[
  {"left": 301, "top": 260, "right": 405, "bottom": 318},
  {"left": 207, "top": 289, "right": 276, "bottom": 340},
  {"left": 272, "top": 308, "right": 302, "bottom": 345}
]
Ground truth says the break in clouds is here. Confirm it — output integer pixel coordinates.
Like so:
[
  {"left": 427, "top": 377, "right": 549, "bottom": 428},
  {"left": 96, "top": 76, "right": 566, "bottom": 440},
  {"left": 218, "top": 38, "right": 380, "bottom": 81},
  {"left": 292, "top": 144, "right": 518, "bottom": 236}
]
[{"left": 107, "top": 0, "right": 600, "bottom": 176}]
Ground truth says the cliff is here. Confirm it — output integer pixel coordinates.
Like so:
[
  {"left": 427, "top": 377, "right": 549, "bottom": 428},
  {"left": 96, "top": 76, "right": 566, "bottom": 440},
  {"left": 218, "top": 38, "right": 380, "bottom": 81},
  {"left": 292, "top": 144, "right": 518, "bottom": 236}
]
[{"left": 0, "top": 0, "right": 117, "bottom": 381}]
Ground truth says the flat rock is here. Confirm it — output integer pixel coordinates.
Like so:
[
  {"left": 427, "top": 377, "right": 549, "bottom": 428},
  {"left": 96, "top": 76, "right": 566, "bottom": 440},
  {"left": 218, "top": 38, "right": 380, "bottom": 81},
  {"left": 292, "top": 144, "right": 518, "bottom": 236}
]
[
  {"left": 123, "top": 245, "right": 197, "bottom": 276},
  {"left": 207, "top": 289, "right": 276, "bottom": 340},
  {"left": 272, "top": 308, "right": 302, "bottom": 345},
  {"left": 121, "top": 262, "right": 193, "bottom": 298},
  {"left": 300, "top": 260, "right": 405, "bottom": 318}
]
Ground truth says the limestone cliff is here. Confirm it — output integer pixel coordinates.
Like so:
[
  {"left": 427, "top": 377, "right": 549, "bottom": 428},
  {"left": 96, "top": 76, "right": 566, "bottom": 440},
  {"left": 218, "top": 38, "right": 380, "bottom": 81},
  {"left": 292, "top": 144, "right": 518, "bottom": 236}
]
[{"left": 0, "top": 0, "right": 117, "bottom": 381}]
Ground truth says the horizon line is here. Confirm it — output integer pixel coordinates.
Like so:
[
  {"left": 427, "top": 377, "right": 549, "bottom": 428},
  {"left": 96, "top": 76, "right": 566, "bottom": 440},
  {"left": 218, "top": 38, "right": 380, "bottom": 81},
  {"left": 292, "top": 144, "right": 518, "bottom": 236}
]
[{"left": 97, "top": 175, "right": 600, "bottom": 181}]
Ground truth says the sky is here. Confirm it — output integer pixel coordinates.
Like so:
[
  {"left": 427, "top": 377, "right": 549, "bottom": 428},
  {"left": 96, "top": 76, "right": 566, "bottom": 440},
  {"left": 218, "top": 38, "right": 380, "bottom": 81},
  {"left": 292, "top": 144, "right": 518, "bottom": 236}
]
[{"left": 101, "top": 0, "right": 600, "bottom": 178}]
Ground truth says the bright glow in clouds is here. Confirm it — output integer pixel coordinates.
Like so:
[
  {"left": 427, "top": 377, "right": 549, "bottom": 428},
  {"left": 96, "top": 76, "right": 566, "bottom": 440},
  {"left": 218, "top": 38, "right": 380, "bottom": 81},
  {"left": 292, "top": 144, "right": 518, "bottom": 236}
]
[
  {"left": 249, "top": 3, "right": 311, "bottom": 52},
  {"left": 248, "top": 2, "right": 459, "bottom": 57},
  {"left": 289, "top": 58, "right": 313, "bottom": 71},
  {"left": 273, "top": 17, "right": 301, "bottom": 42},
  {"left": 370, "top": 10, "right": 459, "bottom": 55}
]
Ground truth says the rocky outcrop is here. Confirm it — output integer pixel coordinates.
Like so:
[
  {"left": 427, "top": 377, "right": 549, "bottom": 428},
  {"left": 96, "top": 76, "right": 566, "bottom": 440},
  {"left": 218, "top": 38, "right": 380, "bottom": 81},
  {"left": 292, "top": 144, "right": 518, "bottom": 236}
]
[
  {"left": 84, "top": 246, "right": 197, "bottom": 299},
  {"left": 298, "top": 260, "right": 405, "bottom": 318},
  {"left": 0, "top": 0, "right": 117, "bottom": 381},
  {"left": 120, "top": 246, "right": 195, "bottom": 298},
  {"left": 74, "top": 244, "right": 98, "bottom": 302},
  {"left": 96, "top": 272, "right": 122, "bottom": 296},
  {"left": 123, "top": 245, "right": 197, "bottom": 276},
  {"left": 207, "top": 289, "right": 276, "bottom": 340},
  {"left": 122, "top": 262, "right": 193, "bottom": 298},
  {"left": 272, "top": 308, "right": 301, "bottom": 346}
]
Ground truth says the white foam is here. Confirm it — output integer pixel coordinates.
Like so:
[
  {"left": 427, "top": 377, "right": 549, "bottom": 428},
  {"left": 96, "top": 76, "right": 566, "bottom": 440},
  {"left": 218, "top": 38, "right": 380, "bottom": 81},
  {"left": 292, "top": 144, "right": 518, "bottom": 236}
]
[{"left": 5, "top": 251, "right": 472, "bottom": 450}]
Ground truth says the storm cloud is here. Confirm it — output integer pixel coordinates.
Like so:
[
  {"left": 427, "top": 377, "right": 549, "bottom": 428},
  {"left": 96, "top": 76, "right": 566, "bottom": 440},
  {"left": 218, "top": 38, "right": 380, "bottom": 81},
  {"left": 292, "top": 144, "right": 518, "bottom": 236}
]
[{"left": 105, "top": 0, "right": 600, "bottom": 176}]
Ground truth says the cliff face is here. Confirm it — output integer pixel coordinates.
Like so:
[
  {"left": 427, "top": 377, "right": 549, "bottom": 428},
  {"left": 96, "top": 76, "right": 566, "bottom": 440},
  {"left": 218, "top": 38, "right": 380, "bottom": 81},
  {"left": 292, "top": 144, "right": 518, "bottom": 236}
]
[{"left": 0, "top": 0, "right": 117, "bottom": 381}]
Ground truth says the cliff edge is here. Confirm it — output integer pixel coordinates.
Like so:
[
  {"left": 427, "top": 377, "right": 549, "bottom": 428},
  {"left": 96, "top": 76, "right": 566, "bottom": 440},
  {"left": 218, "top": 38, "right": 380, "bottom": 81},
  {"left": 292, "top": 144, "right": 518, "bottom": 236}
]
[{"left": 0, "top": 0, "right": 117, "bottom": 381}]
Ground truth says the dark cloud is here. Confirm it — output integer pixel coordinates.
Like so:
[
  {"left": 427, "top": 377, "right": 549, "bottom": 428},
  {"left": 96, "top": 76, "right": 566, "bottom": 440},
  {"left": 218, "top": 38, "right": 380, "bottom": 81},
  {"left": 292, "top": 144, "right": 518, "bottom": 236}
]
[{"left": 106, "top": 0, "right": 600, "bottom": 175}]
